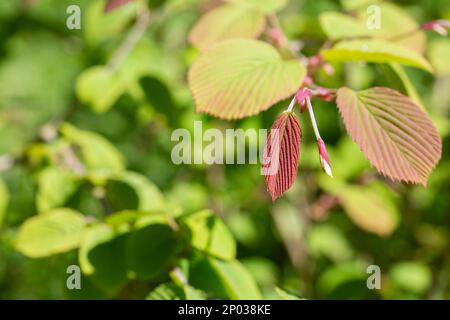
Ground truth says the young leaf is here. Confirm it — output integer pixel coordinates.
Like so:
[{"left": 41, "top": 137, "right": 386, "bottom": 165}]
[
  {"left": 189, "top": 4, "right": 266, "bottom": 50},
  {"left": 322, "top": 40, "right": 433, "bottom": 72},
  {"left": 104, "top": 0, "right": 133, "bottom": 13},
  {"left": 336, "top": 87, "right": 442, "bottom": 185},
  {"left": 188, "top": 39, "right": 306, "bottom": 119},
  {"left": 263, "top": 112, "right": 301, "bottom": 201}
]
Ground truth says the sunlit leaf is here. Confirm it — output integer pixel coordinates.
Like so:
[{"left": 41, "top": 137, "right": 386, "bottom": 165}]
[
  {"left": 226, "top": 0, "right": 287, "bottom": 14},
  {"left": 61, "top": 123, "right": 125, "bottom": 172},
  {"left": 428, "top": 39, "right": 450, "bottom": 76},
  {"left": 341, "top": 0, "right": 383, "bottom": 11},
  {"left": 389, "top": 262, "right": 432, "bottom": 294},
  {"left": 179, "top": 210, "right": 236, "bottom": 260},
  {"left": 322, "top": 40, "right": 433, "bottom": 72},
  {"left": 263, "top": 112, "right": 301, "bottom": 201},
  {"left": 362, "top": 3, "right": 426, "bottom": 54},
  {"left": 107, "top": 171, "right": 165, "bottom": 212},
  {"left": 336, "top": 87, "right": 441, "bottom": 185},
  {"left": 189, "top": 39, "right": 306, "bottom": 119},
  {"left": 189, "top": 4, "right": 266, "bottom": 50},
  {"left": 36, "top": 167, "right": 79, "bottom": 213},
  {"left": 321, "top": 3, "right": 426, "bottom": 54},
  {"left": 85, "top": 0, "right": 137, "bottom": 45},
  {"left": 319, "top": 12, "right": 369, "bottom": 40},
  {"left": 16, "top": 208, "right": 86, "bottom": 258},
  {"left": 275, "top": 287, "right": 302, "bottom": 300},
  {"left": 76, "top": 66, "right": 126, "bottom": 113}
]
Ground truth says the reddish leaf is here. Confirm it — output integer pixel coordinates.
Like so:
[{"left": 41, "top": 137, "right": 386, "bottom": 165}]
[
  {"left": 104, "top": 0, "right": 133, "bottom": 13},
  {"left": 263, "top": 112, "right": 301, "bottom": 201},
  {"left": 336, "top": 87, "right": 442, "bottom": 185}
]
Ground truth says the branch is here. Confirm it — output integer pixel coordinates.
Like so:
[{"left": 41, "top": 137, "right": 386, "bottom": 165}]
[{"left": 108, "top": 8, "right": 152, "bottom": 71}]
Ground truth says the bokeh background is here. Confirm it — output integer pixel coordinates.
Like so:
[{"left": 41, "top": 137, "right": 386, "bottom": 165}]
[{"left": 0, "top": 0, "right": 449, "bottom": 299}]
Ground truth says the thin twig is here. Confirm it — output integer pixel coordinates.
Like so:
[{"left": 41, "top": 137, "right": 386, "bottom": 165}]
[{"left": 108, "top": 8, "right": 152, "bottom": 71}]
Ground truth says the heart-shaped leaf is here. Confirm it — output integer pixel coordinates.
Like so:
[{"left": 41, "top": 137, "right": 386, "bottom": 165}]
[
  {"left": 322, "top": 40, "right": 433, "bottom": 72},
  {"left": 263, "top": 112, "right": 301, "bottom": 200},
  {"left": 336, "top": 87, "right": 442, "bottom": 185},
  {"left": 189, "top": 4, "right": 266, "bottom": 50},
  {"left": 189, "top": 39, "right": 305, "bottom": 119}
]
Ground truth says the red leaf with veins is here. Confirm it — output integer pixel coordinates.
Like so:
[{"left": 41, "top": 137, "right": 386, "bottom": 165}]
[
  {"left": 336, "top": 86, "right": 442, "bottom": 185},
  {"left": 104, "top": 0, "right": 133, "bottom": 13},
  {"left": 263, "top": 112, "right": 301, "bottom": 201}
]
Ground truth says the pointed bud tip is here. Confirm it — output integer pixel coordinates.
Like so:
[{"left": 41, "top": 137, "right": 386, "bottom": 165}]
[{"left": 317, "top": 138, "right": 332, "bottom": 177}]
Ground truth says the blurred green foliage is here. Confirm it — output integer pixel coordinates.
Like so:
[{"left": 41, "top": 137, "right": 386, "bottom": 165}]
[{"left": 0, "top": 0, "right": 449, "bottom": 300}]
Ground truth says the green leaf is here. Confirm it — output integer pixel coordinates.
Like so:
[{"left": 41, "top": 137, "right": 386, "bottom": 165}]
[
  {"left": 321, "top": 180, "right": 400, "bottom": 236},
  {"left": 61, "top": 123, "right": 125, "bottom": 172},
  {"left": 380, "top": 63, "right": 425, "bottom": 110},
  {"left": 322, "top": 4, "right": 426, "bottom": 54},
  {"left": 84, "top": 0, "right": 138, "bottom": 45},
  {"left": 189, "top": 39, "right": 306, "bottom": 119},
  {"left": 361, "top": 3, "right": 426, "bottom": 54},
  {"left": 76, "top": 66, "right": 126, "bottom": 113},
  {"left": 336, "top": 87, "right": 441, "bottom": 185},
  {"left": 318, "top": 260, "right": 367, "bottom": 297},
  {"left": 275, "top": 287, "right": 301, "bottom": 300},
  {"left": 226, "top": 0, "right": 287, "bottom": 14},
  {"left": 36, "top": 167, "right": 79, "bottom": 213},
  {"left": 340, "top": 0, "right": 383, "bottom": 11},
  {"left": 79, "top": 223, "right": 128, "bottom": 294},
  {"left": 319, "top": 12, "right": 369, "bottom": 40},
  {"left": 166, "top": 182, "right": 208, "bottom": 215},
  {"left": 126, "top": 219, "right": 178, "bottom": 280},
  {"left": 189, "top": 4, "right": 266, "bottom": 50},
  {"left": 107, "top": 171, "right": 165, "bottom": 212},
  {"left": 307, "top": 224, "right": 353, "bottom": 262},
  {"left": 0, "top": 178, "right": 10, "bottom": 225},
  {"left": 322, "top": 40, "right": 433, "bottom": 72},
  {"left": 146, "top": 282, "right": 206, "bottom": 300},
  {"left": 179, "top": 210, "right": 236, "bottom": 260},
  {"left": 16, "top": 208, "right": 86, "bottom": 258},
  {"left": 428, "top": 39, "right": 450, "bottom": 76},
  {"left": 190, "top": 256, "right": 262, "bottom": 299},
  {"left": 389, "top": 262, "right": 432, "bottom": 294}
]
